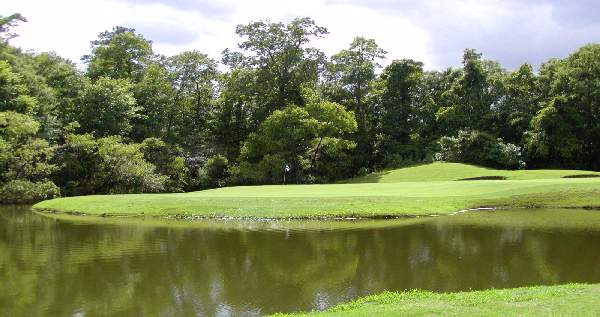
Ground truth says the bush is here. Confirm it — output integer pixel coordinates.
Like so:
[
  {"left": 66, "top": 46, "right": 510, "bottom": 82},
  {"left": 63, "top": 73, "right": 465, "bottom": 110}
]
[
  {"left": 0, "top": 179, "right": 60, "bottom": 204},
  {"left": 197, "top": 154, "right": 230, "bottom": 188},
  {"left": 237, "top": 154, "right": 287, "bottom": 185},
  {"left": 96, "top": 137, "right": 167, "bottom": 193},
  {"left": 436, "top": 130, "right": 524, "bottom": 169},
  {"left": 55, "top": 134, "right": 168, "bottom": 195},
  {"left": 357, "top": 167, "right": 370, "bottom": 177},
  {"left": 140, "top": 138, "right": 189, "bottom": 192},
  {"left": 164, "top": 156, "right": 189, "bottom": 192}
]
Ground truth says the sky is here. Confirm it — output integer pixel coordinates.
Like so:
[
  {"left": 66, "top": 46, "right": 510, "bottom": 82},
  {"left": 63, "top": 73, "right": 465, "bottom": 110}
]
[{"left": 4, "top": 0, "right": 600, "bottom": 70}]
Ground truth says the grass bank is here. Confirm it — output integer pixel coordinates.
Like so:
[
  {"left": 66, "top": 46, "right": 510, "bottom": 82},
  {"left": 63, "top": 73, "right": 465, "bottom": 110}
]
[
  {"left": 270, "top": 283, "right": 600, "bottom": 317},
  {"left": 342, "top": 162, "right": 600, "bottom": 183},
  {"left": 33, "top": 163, "right": 600, "bottom": 219}
]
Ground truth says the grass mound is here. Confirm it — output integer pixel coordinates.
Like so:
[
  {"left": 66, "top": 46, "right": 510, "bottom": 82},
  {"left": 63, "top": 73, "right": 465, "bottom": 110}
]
[{"left": 344, "top": 162, "right": 600, "bottom": 183}]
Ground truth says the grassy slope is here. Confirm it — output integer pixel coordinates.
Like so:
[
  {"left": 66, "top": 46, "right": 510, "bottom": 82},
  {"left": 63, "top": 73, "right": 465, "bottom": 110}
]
[
  {"left": 33, "top": 163, "right": 600, "bottom": 218},
  {"left": 271, "top": 284, "right": 600, "bottom": 317},
  {"left": 343, "top": 161, "right": 600, "bottom": 183}
]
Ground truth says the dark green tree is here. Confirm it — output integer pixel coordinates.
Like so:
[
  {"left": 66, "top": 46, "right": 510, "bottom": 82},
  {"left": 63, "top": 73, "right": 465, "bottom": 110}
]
[
  {"left": 0, "top": 111, "right": 59, "bottom": 203},
  {"left": 525, "top": 44, "right": 600, "bottom": 169},
  {"left": 328, "top": 37, "right": 386, "bottom": 170},
  {"left": 376, "top": 59, "right": 424, "bottom": 167},
  {"left": 83, "top": 26, "right": 153, "bottom": 82},
  {"left": 231, "top": 17, "right": 328, "bottom": 120},
  {"left": 168, "top": 51, "right": 218, "bottom": 153},
  {"left": 239, "top": 98, "right": 356, "bottom": 184},
  {"left": 494, "top": 63, "right": 539, "bottom": 145},
  {"left": 78, "top": 76, "right": 139, "bottom": 137},
  {"left": 437, "top": 49, "right": 505, "bottom": 134},
  {"left": 213, "top": 69, "right": 255, "bottom": 160},
  {"left": 132, "top": 62, "right": 175, "bottom": 141}
]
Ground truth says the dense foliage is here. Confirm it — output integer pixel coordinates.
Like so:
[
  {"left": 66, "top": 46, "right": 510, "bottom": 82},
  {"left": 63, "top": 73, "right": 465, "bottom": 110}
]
[{"left": 2, "top": 12, "right": 600, "bottom": 201}]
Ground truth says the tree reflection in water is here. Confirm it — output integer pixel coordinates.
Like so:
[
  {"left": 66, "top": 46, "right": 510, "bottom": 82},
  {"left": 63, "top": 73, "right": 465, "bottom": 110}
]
[{"left": 2, "top": 206, "right": 600, "bottom": 316}]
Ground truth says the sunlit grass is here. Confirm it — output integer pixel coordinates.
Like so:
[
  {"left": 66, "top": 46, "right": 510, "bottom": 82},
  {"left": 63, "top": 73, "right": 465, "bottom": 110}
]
[
  {"left": 33, "top": 163, "right": 600, "bottom": 218},
  {"left": 343, "top": 161, "right": 600, "bottom": 183},
  {"left": 270, "top": 283, "right": 600, "bottom": 316}
]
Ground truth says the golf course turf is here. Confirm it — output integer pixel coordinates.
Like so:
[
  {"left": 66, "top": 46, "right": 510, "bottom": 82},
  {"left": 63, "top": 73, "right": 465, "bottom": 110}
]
[
  {"left": 33, "top": 162, "right": 600, "bottom": 218},
  {"left": 30, "top": 162, "right": 600, "bottom": 316},
  {"left": 269, "top": 283, "right": 600, "bottom": 316}
]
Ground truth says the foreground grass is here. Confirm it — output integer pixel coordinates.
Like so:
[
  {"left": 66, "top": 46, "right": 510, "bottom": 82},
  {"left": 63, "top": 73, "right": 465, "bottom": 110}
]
[
  {"left": 33, "top": 163, "right": 600, "bottom": 218},
  {"left": 271, "top": 284, "right": 600, "bottom": 317}
]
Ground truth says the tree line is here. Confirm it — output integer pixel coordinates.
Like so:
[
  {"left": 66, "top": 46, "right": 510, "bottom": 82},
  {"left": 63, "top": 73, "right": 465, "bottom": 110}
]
[{"left": 1, "top": 13, "right": 599, "bottom": 203}]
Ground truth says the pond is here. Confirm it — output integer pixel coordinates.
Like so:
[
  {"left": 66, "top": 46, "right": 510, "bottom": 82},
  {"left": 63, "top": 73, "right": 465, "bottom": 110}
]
[{"left": 2, "top": 206, "right": 600, "bottom": 316}]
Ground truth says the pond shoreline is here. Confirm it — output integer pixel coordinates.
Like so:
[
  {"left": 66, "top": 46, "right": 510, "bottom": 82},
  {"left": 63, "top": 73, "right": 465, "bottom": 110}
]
[
  {"left": 32, "top": 204, "right": 600, "bottom": 222},
  {"left": 30, "top": 163, "right": 600, "bottom": 222}
]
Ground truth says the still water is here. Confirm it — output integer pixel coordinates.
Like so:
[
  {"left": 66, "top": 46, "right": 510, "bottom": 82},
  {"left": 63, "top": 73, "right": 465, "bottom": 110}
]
[{"left": 2, "top": 206, "right": 600, "bottom": 316}]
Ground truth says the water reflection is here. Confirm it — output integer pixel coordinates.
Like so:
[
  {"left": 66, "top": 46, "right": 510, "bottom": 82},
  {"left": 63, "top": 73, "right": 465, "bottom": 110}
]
[{"left": 1, "top": 206, "right": 600, "bottom": 316}]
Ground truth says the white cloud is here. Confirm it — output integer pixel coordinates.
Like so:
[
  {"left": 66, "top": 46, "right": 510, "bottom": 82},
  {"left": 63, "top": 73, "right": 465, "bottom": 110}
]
[
  {"left": 4, "top": 0, "right": 600, "bottom": 70},
  {"left": 3, "top": 0, "right": 432, "bottom": 68}
]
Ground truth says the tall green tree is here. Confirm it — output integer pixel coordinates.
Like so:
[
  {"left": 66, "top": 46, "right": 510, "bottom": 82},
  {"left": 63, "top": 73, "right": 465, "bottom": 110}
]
[
  {"left": 78, "top": 76, "right": 139, "bottom": 137},
  {"left": 561, "top": 44, "right": 600, "bottom": 170},
  {"left": 132, "top": 62, "right": 175, "bottom": 141},
  {"left": 525, "top": 96, "right": 583, "bottom": 168},
  {"left": 230, "top": 17, "right": 328, "bottom": 121},
  {"left": 0, "top": 111, "right": 59, "bottom": 203},
  {"left": 239, "top": 98, "right": 356, "bottom": 184},
  {"left": 437, "top": 49, "right": 505, "bottom": 134},
  {"left": 0, "top": 60, "right": 37, "bottom": 114},
  {"left": 213, "top": 69, "right": 255, "bottom": 160},
  {"left": 415, "top": 68, "right": 461, "bottom": 146},
  {"left": 376, "top": 59, "right": 424, "bottom": 166},
  {"left": 525, "top": 44, "right": 600, "bottom": 169},
  {"left": 328, "top": 36, "right": 386, "bottom": 169},
  {"left": 83, "top": 26, "right": 153, "bottom": 82},
  {"left": 167, "top": 51, "right": 219, "bottom": 153},
  {"left": 33, "top": 52, "right": 84, "bottom": 126},
  {"left": 494, "top": 63, "right": 539, "bottom": 145}
]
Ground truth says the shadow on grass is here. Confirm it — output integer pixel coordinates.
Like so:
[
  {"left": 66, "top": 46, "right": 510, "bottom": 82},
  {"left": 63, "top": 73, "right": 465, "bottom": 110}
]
[
  {"left": 456, "top": 176, "right": 507, "bottom": 181},
  {"left": 562, "top": 174, "right": 600, "bottom": 178},
  {"left": 339, "top": 170, "right": 392, "bottom": 184}
]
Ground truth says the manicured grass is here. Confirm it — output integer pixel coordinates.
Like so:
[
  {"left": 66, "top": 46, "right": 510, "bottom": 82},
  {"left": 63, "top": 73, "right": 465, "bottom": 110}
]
[
  {"left": 343, "top": 162, "right": 600, "bottom": 183},
  {"left": 33, "top": 163, "right": 600, "bottom": 218},
  {"left": 270, "top": 283, "right": 600, "bottom": 317}
]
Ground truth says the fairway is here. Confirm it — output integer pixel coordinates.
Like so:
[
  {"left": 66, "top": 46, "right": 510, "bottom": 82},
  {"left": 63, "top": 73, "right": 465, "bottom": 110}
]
[{"left": 34, "top": 163, "right": 600, "bottom": 218}]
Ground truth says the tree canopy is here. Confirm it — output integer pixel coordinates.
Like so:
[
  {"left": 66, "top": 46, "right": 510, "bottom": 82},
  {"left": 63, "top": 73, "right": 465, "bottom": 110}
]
[{"left": 2, "top": 12, "right": 600, "bottom": 202}]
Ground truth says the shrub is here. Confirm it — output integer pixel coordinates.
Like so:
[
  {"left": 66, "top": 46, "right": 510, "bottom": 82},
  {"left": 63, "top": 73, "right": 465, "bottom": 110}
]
[
  {"left": 0, "top": 179, "right": 60, "bottom": 204},
  {"left": 140, "top": 138, "right": 189, "bottom": 192},
  {"left": 237, "top": 154, "right": 287, "bottom": 185},
  {"left": 96, "top": 136, "right": 167, "bottom": 193},
  {"left": 436, "top": 130, "right": 524, "bottom": 169},
  {"left": 55, "top": 134, "right": 168, "bottom": 195},
  {"left": 197, "top": 154, "right": 230, "bottom": 188}
]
